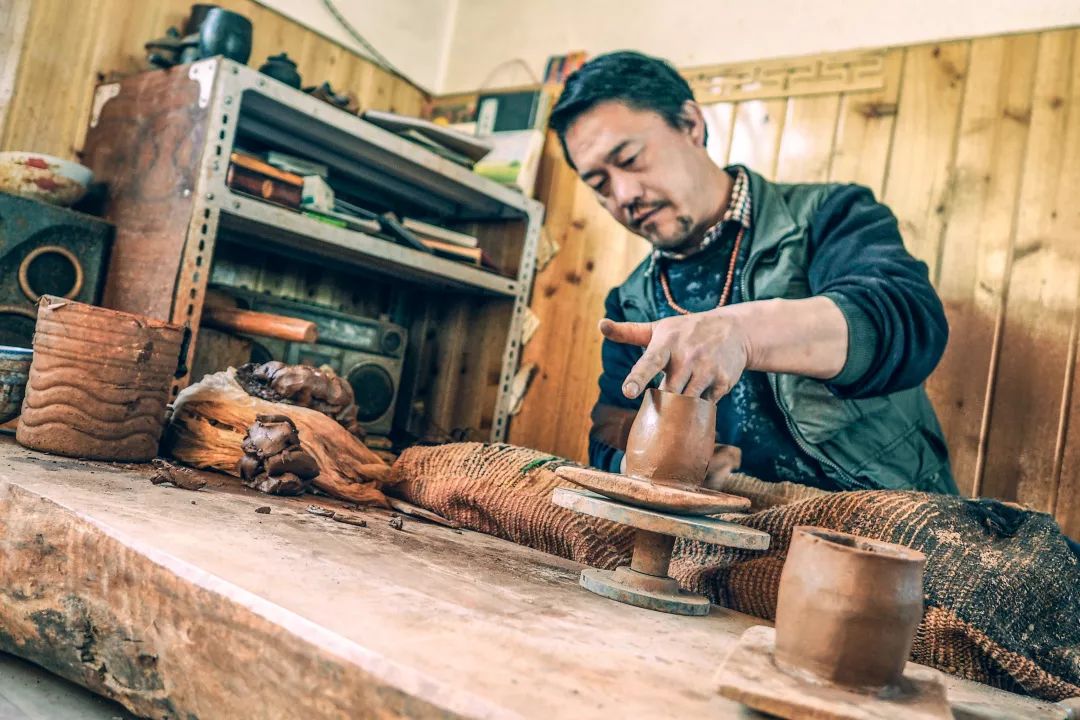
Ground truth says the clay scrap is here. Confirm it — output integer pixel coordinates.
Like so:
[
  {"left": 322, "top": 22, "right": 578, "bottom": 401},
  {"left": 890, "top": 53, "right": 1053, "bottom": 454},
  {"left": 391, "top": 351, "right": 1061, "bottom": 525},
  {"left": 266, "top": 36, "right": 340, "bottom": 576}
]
[
  {"left": 235, "top": 361, "right": 362, "bottom": 437},
  {"left": 149, "top": 459, "right": 207, "bottom": 491},
  {"left": 238, "top": 414, "right": 319, "bottom": 495}
]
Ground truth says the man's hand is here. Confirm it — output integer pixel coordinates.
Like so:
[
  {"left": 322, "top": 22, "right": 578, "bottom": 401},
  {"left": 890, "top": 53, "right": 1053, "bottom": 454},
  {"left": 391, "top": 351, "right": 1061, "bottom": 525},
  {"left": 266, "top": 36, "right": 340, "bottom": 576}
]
[
  {"left": 600, "top": 297, "right": 850, "bottom": 403},
  {"left": 599, "top": 310, "right": 751, "bottom": 401}
]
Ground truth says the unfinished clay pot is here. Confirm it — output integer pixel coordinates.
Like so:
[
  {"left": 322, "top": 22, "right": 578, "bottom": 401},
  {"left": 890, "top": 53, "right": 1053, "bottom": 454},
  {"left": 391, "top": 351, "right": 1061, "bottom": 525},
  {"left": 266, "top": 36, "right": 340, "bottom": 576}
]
[
  {"left": 17, "top": 296, "right": 185, "bottom": 461},
  {"left": 774, "top": 526, "right": 926, "bottom": 691},
  {"left": 623, "top": 388, "right": 715, "bottom": 486}
]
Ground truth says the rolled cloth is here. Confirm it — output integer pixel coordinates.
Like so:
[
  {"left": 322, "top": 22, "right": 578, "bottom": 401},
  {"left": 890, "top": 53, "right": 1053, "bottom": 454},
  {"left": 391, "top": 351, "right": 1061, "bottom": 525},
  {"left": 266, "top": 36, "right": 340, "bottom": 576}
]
[{"left": 392, "top": 442, "right": 1080, "bottom": 702}]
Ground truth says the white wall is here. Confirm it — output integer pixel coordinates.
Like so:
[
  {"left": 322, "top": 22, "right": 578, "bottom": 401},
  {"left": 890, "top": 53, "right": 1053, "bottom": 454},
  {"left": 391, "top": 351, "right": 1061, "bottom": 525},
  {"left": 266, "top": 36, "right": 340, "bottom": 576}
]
[
  {"left": 440, "top": 0, "right": 1080, "bottom": 94},
  {"left": 258, "top": 0, "right": 458, "bottom": 92}
]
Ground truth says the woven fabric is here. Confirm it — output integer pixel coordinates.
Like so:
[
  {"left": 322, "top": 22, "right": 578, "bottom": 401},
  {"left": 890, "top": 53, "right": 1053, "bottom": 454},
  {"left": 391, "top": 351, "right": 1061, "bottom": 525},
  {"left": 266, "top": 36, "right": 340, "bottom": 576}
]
[{"left": 393, "top": 442, "right": 1080, "bottom": 701}]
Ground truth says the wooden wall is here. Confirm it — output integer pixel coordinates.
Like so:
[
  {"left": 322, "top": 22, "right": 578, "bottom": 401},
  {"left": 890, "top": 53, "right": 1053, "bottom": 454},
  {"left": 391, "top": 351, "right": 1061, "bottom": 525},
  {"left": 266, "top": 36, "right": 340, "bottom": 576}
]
[
  {"left": 509, "top": 27, "right": 1080, "bottom": 537},
  {"left": 0, "top": 0, "right": 426, "bottom": 159}
]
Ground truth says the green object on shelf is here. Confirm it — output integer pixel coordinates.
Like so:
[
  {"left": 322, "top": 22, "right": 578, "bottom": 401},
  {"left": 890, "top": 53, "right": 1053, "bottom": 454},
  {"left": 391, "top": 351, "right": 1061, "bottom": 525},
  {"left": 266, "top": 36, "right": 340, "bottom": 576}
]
[{"left": 303, "top": 210, "right": 348, "bottom": 229}]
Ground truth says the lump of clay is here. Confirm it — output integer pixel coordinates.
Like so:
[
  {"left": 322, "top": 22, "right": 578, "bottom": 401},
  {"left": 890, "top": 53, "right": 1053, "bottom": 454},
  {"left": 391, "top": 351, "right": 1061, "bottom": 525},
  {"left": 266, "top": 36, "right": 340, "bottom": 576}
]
[
  {"left": 150, "top": 458, "right": 207, "bottom": 491},
  {"left": 239, "top": 413, "right": 320, "bottom": 495},
  {"left": 235, "top": 361, "right": 363, "bottom": 437}
]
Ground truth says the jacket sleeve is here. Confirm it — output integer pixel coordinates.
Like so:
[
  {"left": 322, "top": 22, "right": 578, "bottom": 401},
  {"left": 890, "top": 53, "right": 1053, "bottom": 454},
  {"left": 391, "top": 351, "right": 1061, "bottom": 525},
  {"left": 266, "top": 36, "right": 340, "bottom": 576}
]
[
  {"left": 807, "top": 184, "right": 949, "bottom": 399},
  {"left": 588, "top": 288, "right": 645, "bottom": 472}
]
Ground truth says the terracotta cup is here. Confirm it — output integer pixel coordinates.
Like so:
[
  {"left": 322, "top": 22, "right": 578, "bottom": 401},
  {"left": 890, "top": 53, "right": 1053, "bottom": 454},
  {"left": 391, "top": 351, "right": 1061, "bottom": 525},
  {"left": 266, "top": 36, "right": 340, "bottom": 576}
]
[
  {"left": 623, "top": 388, "right": 716, "bottom": 486},
  {"left": 774, "top": 526, "right": 926, "bottom": 691},
  {"left": 17, "top": 296, "right": 185, "bottom": 462}
]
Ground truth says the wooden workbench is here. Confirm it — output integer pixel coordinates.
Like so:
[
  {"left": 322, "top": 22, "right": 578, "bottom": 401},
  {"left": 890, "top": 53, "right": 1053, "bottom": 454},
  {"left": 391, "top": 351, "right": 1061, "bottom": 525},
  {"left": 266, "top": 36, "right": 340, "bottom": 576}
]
[{"left": 0, "top": 437, "right": 1066, "bottom": 719}]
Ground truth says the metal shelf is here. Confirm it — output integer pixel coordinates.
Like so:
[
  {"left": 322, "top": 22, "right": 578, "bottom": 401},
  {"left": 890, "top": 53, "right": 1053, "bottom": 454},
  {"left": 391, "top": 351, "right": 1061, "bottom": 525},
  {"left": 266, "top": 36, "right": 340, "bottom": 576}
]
[
  {"left": 220, "top": 59, "right": 537, "bottom": 222},
  {"left": 215, "top": 192, "right": 520, "bottom": 298}
]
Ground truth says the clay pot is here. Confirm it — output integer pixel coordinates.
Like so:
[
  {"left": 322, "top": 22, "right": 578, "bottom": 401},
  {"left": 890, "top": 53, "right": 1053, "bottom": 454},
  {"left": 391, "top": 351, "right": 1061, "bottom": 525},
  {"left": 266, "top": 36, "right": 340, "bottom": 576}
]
[
  {"left": 623, "top": 388, "right": 716, "bottom": 486},
  {"left": 774, "top": 526, "right": 926, "bottom": 691},
  {"left": 0, "top": 346, "right": 33, "bottom": 423},
  {"left": 16, "top": 296, "right": 185, "bottom": 461}
]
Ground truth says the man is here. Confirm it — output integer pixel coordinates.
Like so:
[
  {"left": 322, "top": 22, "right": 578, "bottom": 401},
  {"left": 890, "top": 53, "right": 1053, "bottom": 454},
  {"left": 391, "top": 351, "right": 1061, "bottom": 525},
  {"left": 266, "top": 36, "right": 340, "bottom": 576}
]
[{"left": 548, "top": 51, "right": 956, "bottom": 494}]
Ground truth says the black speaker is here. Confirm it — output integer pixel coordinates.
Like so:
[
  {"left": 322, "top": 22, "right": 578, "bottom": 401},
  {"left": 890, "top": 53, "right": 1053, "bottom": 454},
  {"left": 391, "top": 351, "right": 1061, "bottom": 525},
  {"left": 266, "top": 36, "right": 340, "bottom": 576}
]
[{"left": 0, "top": 192, "right": 113, "bottom": 347}]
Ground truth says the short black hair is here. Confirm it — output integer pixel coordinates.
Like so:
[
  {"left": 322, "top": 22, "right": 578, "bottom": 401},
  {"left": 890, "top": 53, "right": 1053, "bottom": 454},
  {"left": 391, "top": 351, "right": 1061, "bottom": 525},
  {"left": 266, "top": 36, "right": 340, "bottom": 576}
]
[{"left": 549, "top": 51, "right": 702, "bottom": 169}]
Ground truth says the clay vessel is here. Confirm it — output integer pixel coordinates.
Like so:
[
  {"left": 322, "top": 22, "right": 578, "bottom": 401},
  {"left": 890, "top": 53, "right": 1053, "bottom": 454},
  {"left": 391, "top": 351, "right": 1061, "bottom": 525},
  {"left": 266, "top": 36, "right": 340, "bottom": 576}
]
[
  {"left": 0, "top": 346, "right": 33, "bottom": 423},
  {"left": 623, "top": 388, "right": 715, "bottom": 486},
  {"left": 774, "top": 526, "right": 926, "bottom": 691},
  {"left": 17, "top": 296, "right": 185, "bottom": 461}
]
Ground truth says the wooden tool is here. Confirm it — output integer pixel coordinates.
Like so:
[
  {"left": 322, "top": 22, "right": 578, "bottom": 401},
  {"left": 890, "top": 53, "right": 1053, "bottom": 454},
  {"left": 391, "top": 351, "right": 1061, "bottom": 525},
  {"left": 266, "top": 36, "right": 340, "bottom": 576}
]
[{"left": 201, "top": 305, "right": 317, "bottom": 343}]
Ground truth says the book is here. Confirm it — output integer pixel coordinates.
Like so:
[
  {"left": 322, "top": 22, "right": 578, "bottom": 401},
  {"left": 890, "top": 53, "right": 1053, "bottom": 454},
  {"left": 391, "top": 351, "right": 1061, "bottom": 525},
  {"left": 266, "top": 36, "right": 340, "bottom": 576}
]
[
  {"left": 266, "top": 151, "right": 329, "bottom": 178},
  {"left": 420, "top": 238, "right": 482, "bottom": 265},
  {"left": 229, "top": 152, "right": 303, "bottom": 186},
  {"left": 362, "top": 109, "right": 493, "bottom": 163},
  {"left": 226, "top": 164, "right": 302, "bottom": 208},
  {"left": 473, "top": 129, "right": 546, "bottom": 196},
  {"left": 402, "top": 219, "right": 479, "bottom": 248}
]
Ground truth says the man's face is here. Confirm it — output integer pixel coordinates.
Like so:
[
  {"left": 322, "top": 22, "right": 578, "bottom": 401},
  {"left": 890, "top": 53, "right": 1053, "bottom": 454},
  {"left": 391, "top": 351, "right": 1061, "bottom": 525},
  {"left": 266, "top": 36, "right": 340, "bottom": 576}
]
[{"left": 564, "top": 101, "right": 710, "bottom": 251}]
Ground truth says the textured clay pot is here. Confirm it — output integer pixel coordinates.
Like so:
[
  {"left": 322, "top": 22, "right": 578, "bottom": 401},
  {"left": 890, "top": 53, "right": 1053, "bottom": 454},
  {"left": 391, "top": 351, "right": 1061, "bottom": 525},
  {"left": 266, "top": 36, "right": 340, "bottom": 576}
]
[
  {"left": 623, "top": 388, "right": 716, "bottom": 486},
  {"left": 774, "top": 526, "right": 926, "bottom": 691},
  {"left": 16, "top": 296, "right": 185, "bottom": 461}
]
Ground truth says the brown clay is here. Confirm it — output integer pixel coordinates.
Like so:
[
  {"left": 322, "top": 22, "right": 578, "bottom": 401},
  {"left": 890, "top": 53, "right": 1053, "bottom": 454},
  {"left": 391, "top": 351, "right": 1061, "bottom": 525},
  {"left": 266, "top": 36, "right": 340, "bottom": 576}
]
[
  {"left": 238, "top": 414, "right": 319, "bottom": 495},
  {"left": 774, "top": 526, "right": 926, "bottom": 691},
  {"left": 235, "top": 361, "right": 362, "bottom": 436},
  {"left": 623, "top": 389, "right": 715, "bottom": 486},
  {"left": 150, "top": 459, "right": 207, "bottom": 491},
  {"left": 16, "top": 296, "right": 184, "bottom": 461}
]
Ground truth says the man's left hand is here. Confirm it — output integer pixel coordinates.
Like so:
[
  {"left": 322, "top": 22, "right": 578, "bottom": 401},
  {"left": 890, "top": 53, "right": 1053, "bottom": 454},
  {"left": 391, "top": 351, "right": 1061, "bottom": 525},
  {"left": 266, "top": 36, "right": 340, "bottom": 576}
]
[{"left": 599, "top": 308, "right": 751, "bottom": 401}]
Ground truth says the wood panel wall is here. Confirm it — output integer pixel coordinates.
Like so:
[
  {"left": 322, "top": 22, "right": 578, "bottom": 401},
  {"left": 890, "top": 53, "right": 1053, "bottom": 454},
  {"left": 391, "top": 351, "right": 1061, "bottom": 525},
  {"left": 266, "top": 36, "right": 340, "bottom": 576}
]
[
  {"left": 0, "top": 0, "right": 426, "bottom": 159},
  {"left": 509, "top": 27, "right": 1080, "bottom": 538}
]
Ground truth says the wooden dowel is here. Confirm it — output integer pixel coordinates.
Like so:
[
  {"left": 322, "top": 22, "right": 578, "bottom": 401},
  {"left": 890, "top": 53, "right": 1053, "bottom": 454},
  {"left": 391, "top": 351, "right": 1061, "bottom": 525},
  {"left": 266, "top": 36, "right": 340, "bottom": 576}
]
[{"left": 201, "top": 306, "right": 318, "bottom": 344}]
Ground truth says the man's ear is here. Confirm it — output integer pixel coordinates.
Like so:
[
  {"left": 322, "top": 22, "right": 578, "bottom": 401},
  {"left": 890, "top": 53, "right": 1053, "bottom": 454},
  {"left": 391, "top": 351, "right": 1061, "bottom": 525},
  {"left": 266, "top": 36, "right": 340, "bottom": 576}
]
[{"left": 679, "top": 100, "right": 708, "bottom": 148}]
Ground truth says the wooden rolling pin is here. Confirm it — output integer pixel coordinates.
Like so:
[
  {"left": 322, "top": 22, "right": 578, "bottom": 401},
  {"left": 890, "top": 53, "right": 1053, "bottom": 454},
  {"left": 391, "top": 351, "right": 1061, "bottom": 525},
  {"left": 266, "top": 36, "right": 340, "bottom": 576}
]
[{"left": 201, "top": 305, "right": 318, "bottom": 343}]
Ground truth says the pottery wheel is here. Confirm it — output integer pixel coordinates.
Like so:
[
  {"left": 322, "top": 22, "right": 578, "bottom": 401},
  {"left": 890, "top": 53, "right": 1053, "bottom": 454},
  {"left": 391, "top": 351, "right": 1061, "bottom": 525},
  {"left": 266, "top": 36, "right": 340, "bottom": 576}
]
[
  {"left": 555, "top": 465, "right": 750, "bottom": 515},
  {"left": 552, "top": 487, "right": 769, "bottom": 616},
  {"left": 715, "top": 626, "right": 951, "bottom": 720}
]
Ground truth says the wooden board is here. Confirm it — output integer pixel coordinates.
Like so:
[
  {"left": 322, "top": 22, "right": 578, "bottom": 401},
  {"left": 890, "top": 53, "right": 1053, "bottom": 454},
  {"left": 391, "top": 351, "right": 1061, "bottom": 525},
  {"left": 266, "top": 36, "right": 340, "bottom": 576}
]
[
  {"left": 883, "top": 41, "right": 971, "bottom": 281},
  {"left": 0, "top": 0, "right": 427, "bottom": 158},
  {"left": 728, "top": 99, "right": 788, "bottom": 177},
  {"left": 81, "top": 65, "right": 208, "bottom": 323},
  {"left": 0, "top": 439, "right": 1065, "bottom": 720},
  {"left": 927, "top": 34, "right": 1039, "bottom": 497},
  {"left": 828, "top": 49, "right": 903, "bottom": 198},
  {"left": 1049, "top": 31, "right": 1080, "bottom": 537},
  {"left": 716, "top": 626, "right": 952, "bottom": 720},
  {"left": 775, "top": 93, "right": 841, "bottom": 183},
  {"left": 703, "top": 102, "right": 737, "bottom": 167},
  {"left": 981, "top": 29, "right": 1080, "bottom": 511},
  {"left": 0, "top": 0, "right": 32, "bottom": 139}
]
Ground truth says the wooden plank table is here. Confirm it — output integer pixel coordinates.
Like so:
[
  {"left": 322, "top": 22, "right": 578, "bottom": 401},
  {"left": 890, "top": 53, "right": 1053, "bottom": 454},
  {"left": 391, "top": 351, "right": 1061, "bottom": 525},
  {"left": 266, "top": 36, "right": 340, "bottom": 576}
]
[{"left": 0, "top": 437, "right": 1066, "bottom": 719}]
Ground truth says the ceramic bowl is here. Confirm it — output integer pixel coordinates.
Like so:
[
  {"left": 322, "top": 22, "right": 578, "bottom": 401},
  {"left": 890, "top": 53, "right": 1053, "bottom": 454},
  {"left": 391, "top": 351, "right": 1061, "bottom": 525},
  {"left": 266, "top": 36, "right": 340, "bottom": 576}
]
[
  {"left": 0, "top": 151, "right": 93, "bottom": 206},
  {"left": 0, "top": 345, "right": 33, "bottom": 424}
]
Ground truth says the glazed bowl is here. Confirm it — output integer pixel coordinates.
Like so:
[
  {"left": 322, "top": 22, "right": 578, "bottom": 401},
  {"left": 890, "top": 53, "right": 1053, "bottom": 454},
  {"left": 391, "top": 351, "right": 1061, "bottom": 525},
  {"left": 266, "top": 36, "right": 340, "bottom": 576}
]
[
  {"left": 0, "top": 345, "right": 33, "bottom": 424},
  {"left": 0, "top": 151, "right": 93, "bottom": 206}
]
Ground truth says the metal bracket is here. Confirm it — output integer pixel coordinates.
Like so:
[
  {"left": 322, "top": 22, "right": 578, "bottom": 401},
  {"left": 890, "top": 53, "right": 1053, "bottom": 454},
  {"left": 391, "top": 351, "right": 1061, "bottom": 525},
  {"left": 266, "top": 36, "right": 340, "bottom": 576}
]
[
  {"left": 188, "top": 59, "right": 218, "bottom": 109},
  {"left": 89, "top": 84, "right": 120, "bottom": 127}
]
